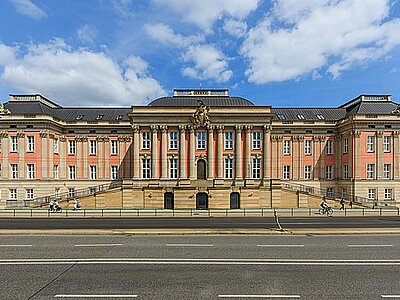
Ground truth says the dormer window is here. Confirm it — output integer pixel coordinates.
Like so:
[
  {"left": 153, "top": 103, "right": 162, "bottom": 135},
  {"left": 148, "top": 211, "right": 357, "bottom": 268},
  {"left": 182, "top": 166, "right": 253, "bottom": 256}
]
[
  {"left": 316, "top": 114, "right": 325, "bottom": 120},
  {"left": 116, "top": 115, "right": 123, "bottom": 120},
  {"left": 96, "top": 115, "right": 104, "bottom": 120},
  {"left": 76, "top": 115, "right": 84, "bottom": 120},
  {"left": 297, "top": 114, "right": 305, "bottom": 120},
  {"left": 277, "top": 114, "right": 286, "bottom": 120}
]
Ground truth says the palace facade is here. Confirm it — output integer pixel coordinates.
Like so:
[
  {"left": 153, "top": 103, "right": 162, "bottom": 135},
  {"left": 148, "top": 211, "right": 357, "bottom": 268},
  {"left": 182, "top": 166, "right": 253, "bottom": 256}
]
[{"left": 0, "top": 89, "right": 399, "bottom": 208}]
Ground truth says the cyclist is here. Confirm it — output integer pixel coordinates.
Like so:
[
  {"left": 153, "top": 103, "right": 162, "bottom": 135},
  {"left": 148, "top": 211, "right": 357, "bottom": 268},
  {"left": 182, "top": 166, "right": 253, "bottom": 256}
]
[{"left": 320, "top": 199, "right": 329, "bottom": 214}]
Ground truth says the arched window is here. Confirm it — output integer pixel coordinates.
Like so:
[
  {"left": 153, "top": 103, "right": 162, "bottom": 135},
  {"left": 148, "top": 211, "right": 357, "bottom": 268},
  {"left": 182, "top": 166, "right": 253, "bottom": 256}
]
[{"left": 197, "top": 159, "right": 207, "bottom": 180}]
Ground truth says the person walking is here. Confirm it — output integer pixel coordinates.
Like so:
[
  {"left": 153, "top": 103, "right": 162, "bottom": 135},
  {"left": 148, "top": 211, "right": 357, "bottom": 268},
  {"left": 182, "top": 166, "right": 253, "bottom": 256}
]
[
  {"left": 49, "top": 199, "right": 54, "bottom": 212},
  {"left": 340, "top": 198, "right": 345, "bottom": 210}
]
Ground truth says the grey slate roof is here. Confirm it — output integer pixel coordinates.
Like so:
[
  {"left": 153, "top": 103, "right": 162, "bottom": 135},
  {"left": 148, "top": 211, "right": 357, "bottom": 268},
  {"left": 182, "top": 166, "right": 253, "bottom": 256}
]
[
  {"left": 271, "top": 108, "right": 347, "bottom": 121},
  {"left": 346, "top": 101, "right": 399, "bottom": 115},
  {"left": 4, "top": 101, "right": 131, "bottom": 121},
  {"left": 147, "top": 96, "right": 255, "bottom": 107}
]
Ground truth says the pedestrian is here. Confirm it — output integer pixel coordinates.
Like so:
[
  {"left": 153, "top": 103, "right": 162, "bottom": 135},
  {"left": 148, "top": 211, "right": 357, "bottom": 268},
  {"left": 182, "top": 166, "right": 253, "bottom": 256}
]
[
  {"left": 73, "top": 199, "right": 78, "bottom": 211},
  {"left": 349, "top": 200, "right": 353, "bottom": 209},
  {"left": 49, "top": 199, "right": 54, "bottom": 212},
  {"left": 340, "top": 198, "right": 345, "bottom": 210}
]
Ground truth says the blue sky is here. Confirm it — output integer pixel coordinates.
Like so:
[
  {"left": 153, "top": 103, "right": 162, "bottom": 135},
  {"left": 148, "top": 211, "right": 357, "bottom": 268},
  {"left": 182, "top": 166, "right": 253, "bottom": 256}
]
[{"left": 0, "top": 0, "right": 400, "bottom": 107}]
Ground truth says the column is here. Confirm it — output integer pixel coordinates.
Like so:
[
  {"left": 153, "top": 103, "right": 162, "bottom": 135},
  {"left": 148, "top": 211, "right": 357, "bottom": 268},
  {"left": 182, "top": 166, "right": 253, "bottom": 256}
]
[
  {"left": 207, "top": 125, "right": 214, "bottom": 179},
  {"left": 18, "top": 132, "right": 25, "bottom": 178},
  {"left": 377, "top": 131, "right": 383, "bottom": 180},
  {"left": 263, "top": 125, "right": 270, "bottom": 180},
  {"left": 76, "top": 138, "right": 82, "bottom": 179},
  {"left": 313, "top": 137, "right": 319, "bottom": 180},
  {"left": 393, "top": 132, "right": 399, "bottom": 180},
  {"left": 133, "top": 126, "right": 140, "bottom": 179},
  {"left": 245, "top": 126, "right": 252, "bottom": 178},
  {"left": 348, "top": 134, "right": 353, "bottom": 178},
  {"left": 354, "top": 131, "right": 361, "bottom": 179},
  {"left": 320, "top": 137, "right": 326, "bottom": 179},
  {"left": 161, "top": 126, "right": 168, "bottom": 179},
  {"left": 235, "top": 125, "right": 242, "bottom": 179},
  {"left": 299, "top": 136, "right": 304, "bottom": 180},
  {"left": 335, "top": 135, "right": 341, "bottom": 181},
  {"left": 2, "top": 134, "right": 8, "bottom": 179},
  {"left": 189, "top": 126, "right": 196, "bottom": 180},
  {"left": 60, "top": 137, "right": 66, "bottom": 179},
  {"left": 104, "top": 137, "right": 110, "bottom": 179},
  {"left": 271, "top": 136, "right": 277, "bottom": 179},
  {"left": 292, "top": 136, "right": 299, "bottom": 180},
  {"left": 41, "top": 133, "right": 48, "bottom": 179},
  {"left": 151, "top": 125, "right": 159, "bottom": 179},
  {"left": 277, "top": 137, "right": 282, "bottom": 179},
  {"left": 83, "top": 138, "right": 88, "bottom": 179},
  {"left": 217, "top": 126, "right": 224, "bottom": 178},
  {"left": 179, "top": 125, "right": 186, "bottom": 179},
  {"left": 98, "top": 138, "right": 103, "bottom": 179}
]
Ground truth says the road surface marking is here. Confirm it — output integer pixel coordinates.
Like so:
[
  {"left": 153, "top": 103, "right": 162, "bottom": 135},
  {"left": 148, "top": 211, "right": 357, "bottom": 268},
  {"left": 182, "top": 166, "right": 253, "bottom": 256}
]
[
  {"left": 0, "top": 245, "right": 32, "bottom": 247},
  {"left": 74, "top": 244, "right": 123, "bottom": 247},
  {"left": 166, "top": 244, "right": 214, "bottom": 247},
  {"left": 257, "top": 245, "right": 304, "bottom": 247},
  {"left": 55, "top": 295, "right": 137, "bottom": 298},
  {"left": 348, "top": 245, "right": 393, "bottom": 247},
  {"left": 218, "top": 295, "right": 300, "bottom": 298},
  {"left": 381, "top": 296, "right": 400, "bottom": 298}
]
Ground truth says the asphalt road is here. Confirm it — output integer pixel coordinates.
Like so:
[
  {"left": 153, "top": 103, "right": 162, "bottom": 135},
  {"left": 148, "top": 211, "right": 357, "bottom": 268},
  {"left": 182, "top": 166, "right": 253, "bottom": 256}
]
[
  {"left": 1, "top": 235, "right": 400, "bottom": 299},
  {"left": 0, "top": 216, "right": 399, "bottom": 230}
]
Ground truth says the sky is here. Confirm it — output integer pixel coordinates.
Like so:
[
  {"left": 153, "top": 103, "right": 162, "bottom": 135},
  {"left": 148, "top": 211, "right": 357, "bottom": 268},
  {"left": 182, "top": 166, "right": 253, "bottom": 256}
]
[{"left": 0, "top": 0, "right": 400, "bottom": 107}]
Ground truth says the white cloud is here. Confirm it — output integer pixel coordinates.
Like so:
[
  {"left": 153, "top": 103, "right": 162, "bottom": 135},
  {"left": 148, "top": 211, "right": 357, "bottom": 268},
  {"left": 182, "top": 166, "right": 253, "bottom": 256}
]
[
  {"left": 223, "top": 19, "right": 248, "bottom": 38},
  {"left": 154, "top": 0, "right": 260, "bottom": 32},
  {"left": 9, "top": 0, "right": 47, "bottom": 20},
  {"left": 182, "top": 44, "right": 233, "bottom": 82},
  {"left": 0, "top": 39, "right": 165, "bottom": 106},
  {"left": 241, "top": 0, "right": 400, "bottom": 84},
  {"left": 77, "top": 25, "right": 97, "bottom": 44},
  {"left": 144, "top": 23, "right": 204, "bottom": 47}
]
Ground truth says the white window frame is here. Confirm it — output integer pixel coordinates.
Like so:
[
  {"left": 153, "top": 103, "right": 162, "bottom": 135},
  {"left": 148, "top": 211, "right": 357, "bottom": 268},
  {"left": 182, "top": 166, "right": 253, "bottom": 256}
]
[
  {"left": 197, "top": 131, "right": 206, "bottom": 150},
  {"left": 142, "top": 158, "right": 151, "bottom": 179},
  {"left": 224, "top": 131, "right": 233, "bottom": 150},
  {"left": 53, "top": 139, "right": 59, "bottom": 154},
  {"left": 53, "top": 165, "right": 59, "bottom": 179},
  {"left": 326, "top": 140, "right": 333, "bottom": 155},
  {"left": 27, "top": 164, "right": 35, "bottom": 179},
  {"left": 283, "top": 140, "right": 291, "bottom": 155},
  {"left": 252, "top": 158, "right": 261, "bottom": 179},
  {"left": 111, "top": 140, "right": 118, "bottom": 155},
  {"left": 27, "top": 136, "right": 35, "bottom": 152},
  {"left": 68, "top": 140, "right": 76, "bottom": 155},
  {"left": 304, "top": 140, "right": 312, "bottom": 155},
  {"left": 383, "top": 164, "right": 391, "bottom": 179},
  {"left": 343, "top": 138, "right": 348, "bottom": 154},
  {"left": 68, "top": 165, "right": 76, "bottom": 180},
  {"left": 366, "top": 163, "right": 375, "bottom": 179},
  {"left": 342, "top": 188, "right": 347, "bottom": 199},
  {"left": 10, "top": 164, "right": 18, "bottom": 179},
  {"left": 383, "top": 136, "right": 391, "bottom": 153},
  {"left": 10, "top": 136, "right": 18, "bottom": 152},
  {"left": 169, "top": 131, "right": 178, "bottom": 150},
  {"left": 169, "top": 158, "right": 178, "bottom": 179},
  {"left": 326, "top": 165, "right": 333, "bottom": 180},
  {"left": 90, "top": 165, "right": 97, "bottom": 180},
  {"left": 283, "top": 165, "right": 290, "bottom": 180},
  {"left": 68, "top": 188, "right": 75, "bottom": 198},
  {"left": 252, "top": 131, "right": 261, "bottom": 150},
  {"left": 342, "top": 164, "right": 349, "bottom": 179},
  {"left": 368, "top": 188, "right": 376, "bottom": 200},
  {"left": 225, "top": 157, "right": 233, "bottom": 179},
  {"left": 9, "top": 188, "right": 17, "bottom": 200},
  {"left": 90, "top": 140, "right": 97, "bottom": 155},
  {"left": 367, "top": 136, "right": 375, "bottom": 153},
  {"left": 111, "top": 165, "right": 119, "bottom": 180},
  {"left": 26, "top": 188, "right": 34, "bottom": 200},
  {"left": 304, "top": 165, "right": 311, "bottom": 180},
  {"left": 384, "top": 188, "right": 393, "bottom": 200},
  {"left": 142, "top": 131, "right": 151, "bottom": 150}
]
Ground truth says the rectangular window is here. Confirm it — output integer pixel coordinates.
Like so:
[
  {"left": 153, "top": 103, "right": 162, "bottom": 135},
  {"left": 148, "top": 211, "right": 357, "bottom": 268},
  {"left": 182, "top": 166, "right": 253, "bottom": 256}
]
[
  {"left": 366, "top": 163, "right": 375, "bottom": 179},
  {"left": 283, "top": 165, "right": 290, "bottom": 180},
  {"left": 343, "top": 138, "right": 348, "bottom": 154},
  {"left": 68, "top": 140, "right": 76, "bottom": 155},
  {"left": 367, "top": 136, "right": 375, "bottom": 152},
  {"left": 304, "top": 140, "right": 312, "bottom": 155},
  {"left": 55, "top": 188, "right": 60, "bottom": 197},
  {"left": 169, "top": 131, "right": 178, "bottom": 150},
  {"left": 111, "top": 165, "right": 119, "bottom": 180},
  {"left": 68, "top": 188, "right": 75, "bottom": 198},
  {"left": 383, "top": 164, "right": 391, "bottom": 179},
  {"left": 53, "top": 165, "right": 59, "bottom": 179},
  {"left": 53, "top": 139, "right": 59, "bottom": 154},
  {"left": 68, "top": 165, "right": 76, "bottom": 180},
  {"left": 10, "top": 136, "right": 18, "bottom": 152},
  {"left": 142, "top": 131, "right": 151, "bottom": 149},
  {"left": 90, "top": 165, "right": 97, "bottom": 180},
  {"left": 304, "top": 165, "right": 312, "bottom": 180},
  {"left": 90, "top": 140, "right": 97, "bottom": 155},
  {"left": 283, "top": 140, "right": 291, "bottom": 155},
  {"left": 142, "top": 158, "right": 151, "bottom": 179},
  {"left": 342, "top": 188, "right": 347, "bottom": 199},
  {"left": 326, "top": 187, "right": 335, "bottom": 198},
  {"left": 384, "top": 136, "right": 391, "bottom": 153},
  {"left": 9, "top": 188, "right": 17, "bottom": 200},
  {"left": 342, "top": 164, "right": 349, "bottom": 179},
  {"left": 252, "top": 131, "right": 261, "bottom": 150},
  {"left": 27, "top": 136, "right": 35, "bottom": 152},
  {"left": 224, "top": 131, "right": 233, "bottom": 150},
  {"left": 252, "top": 158, "right": 261, "bottom": 179},
  {"left": 368, "top": 188, "right": 376, "bottom": 200},
  {"left": 326, "top": 140, "right": 333, "bottom": 155},
  {"left": 26, "top": 188, "right": 34, "bottom": 200},
  {"left": 169, "top": 158, "right": 178, "bottom": 179},
  {"left": 197, "top": 131, "right": 206, "bottom": 149},
  {"left": 27, "top": 164, "right": 35, "bottom": 179},
  {"left": 326, "top": 165, "right": 333, "bottom": 180},
  {"left": 384, "top": 188, "right": 393, "bottom": 200},
  {"left": 10, "top": 164, "right": 18, "bottom": 179},
  {"left": 111, "top": 140, "right": 118, "bottom": 155},
  {"left": 225, "top": 158, "right": 233, "bottom": 179}
]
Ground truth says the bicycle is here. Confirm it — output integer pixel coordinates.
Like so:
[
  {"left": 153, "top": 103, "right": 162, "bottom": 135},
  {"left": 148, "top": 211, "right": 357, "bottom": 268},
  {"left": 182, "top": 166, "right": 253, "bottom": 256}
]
[{"left": 318, "top": 206, "right": 333, "bottom": 216}]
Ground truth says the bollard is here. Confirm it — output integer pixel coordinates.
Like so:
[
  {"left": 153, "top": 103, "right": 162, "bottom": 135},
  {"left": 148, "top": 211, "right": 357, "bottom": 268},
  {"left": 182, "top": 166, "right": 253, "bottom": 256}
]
[{"left": 274, "top": 209, "right": 284, "bottom": 232}]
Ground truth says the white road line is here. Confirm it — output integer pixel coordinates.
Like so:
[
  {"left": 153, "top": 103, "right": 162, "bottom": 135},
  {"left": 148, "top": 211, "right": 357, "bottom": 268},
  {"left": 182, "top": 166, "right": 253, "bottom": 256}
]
[
  {"left": 381, "top": 296, "right": 400, "bottom": 298},
  {"left": 55, "top": 295, "right": 137, "bottom": 298},
  {"left": 348, "top": 245, "right": 393, "bottom": 247},
  {"left": 74, "top": 244, "right": 123, "bottom": 247},
  {"left": 166, "top": 244, "right": 214, "bottom": 247},
  {"left": 218, "top": 295, "right": 300, "bottom": 298},
  {"left": 257, "top": 245, "right": 304, "bottom": 247},
  {"left": 0, "top": 245, "right": 32, "bottom": 247}
]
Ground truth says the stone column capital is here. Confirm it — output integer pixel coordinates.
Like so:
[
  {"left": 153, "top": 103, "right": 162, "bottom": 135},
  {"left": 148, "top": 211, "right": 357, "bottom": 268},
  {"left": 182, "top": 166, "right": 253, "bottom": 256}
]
[
  {"left": 263, "top": 125, "right": 271, "bottom": 132},
  {"left": 235, "top": 125, "right": 243, "bottom": 133},
  {"left": 132, "top": 125, "right": 140, "bottom": 133},
  {"left": 178, "top": 125, "right": 186, "bottom": 133},
  {"left": 150, "top": 125, "right": 159, "bottom": 132}
]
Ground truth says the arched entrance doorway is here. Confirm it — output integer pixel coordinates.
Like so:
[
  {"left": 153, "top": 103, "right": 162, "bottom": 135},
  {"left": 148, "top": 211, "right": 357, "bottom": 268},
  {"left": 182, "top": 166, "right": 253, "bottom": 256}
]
[
  {"left": 164, "top": 192, "right": 174, "bottom": 209},
  {"left": 230, "top": 192, "right": 240, "bottom": 209},
  {"left": 196, "top": 192, "right": 208, "bottom": 209},
  {"left": 197, "top": 159, "right": 207, "bottom": 180}
]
